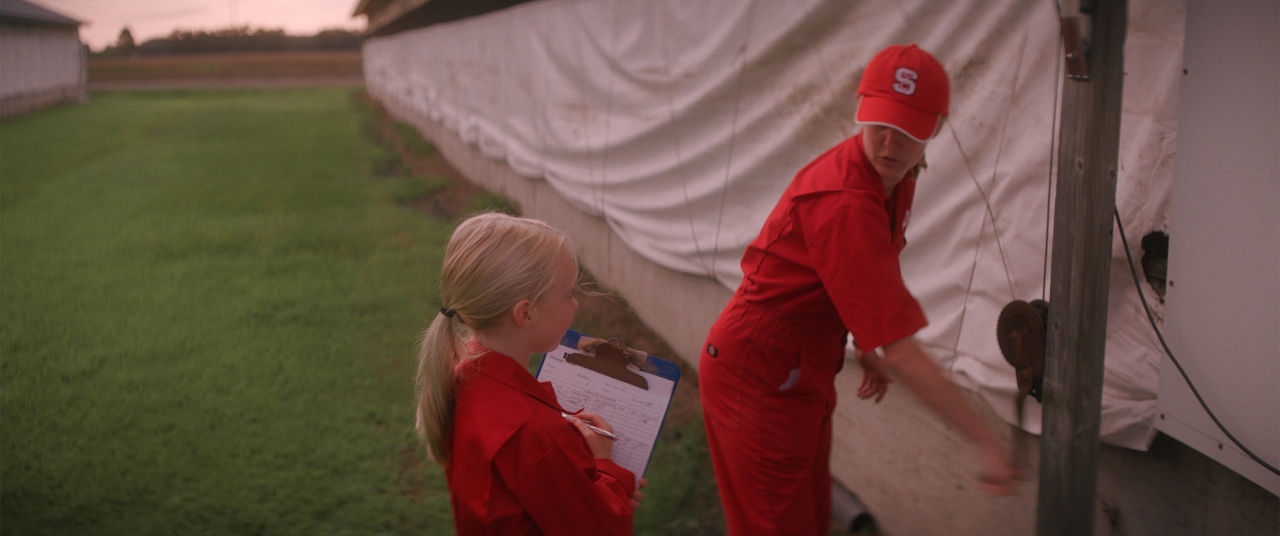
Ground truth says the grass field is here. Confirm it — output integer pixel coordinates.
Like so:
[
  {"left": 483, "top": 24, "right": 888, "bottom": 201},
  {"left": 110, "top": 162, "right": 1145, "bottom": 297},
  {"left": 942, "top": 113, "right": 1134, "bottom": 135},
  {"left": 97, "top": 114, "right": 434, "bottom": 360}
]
[
  {"left": 0, "top": 88, "right": 725, "bottom": 535},
  {"left": 87, "top": 51, "right": 362, "bottom": 82}
]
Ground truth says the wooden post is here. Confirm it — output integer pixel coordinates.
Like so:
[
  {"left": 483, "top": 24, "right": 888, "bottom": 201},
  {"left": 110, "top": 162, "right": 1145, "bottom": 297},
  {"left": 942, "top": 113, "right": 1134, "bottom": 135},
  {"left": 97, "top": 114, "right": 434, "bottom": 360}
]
[{"left": 1037, "top": 0, "right": 1127, "bottom": 534}]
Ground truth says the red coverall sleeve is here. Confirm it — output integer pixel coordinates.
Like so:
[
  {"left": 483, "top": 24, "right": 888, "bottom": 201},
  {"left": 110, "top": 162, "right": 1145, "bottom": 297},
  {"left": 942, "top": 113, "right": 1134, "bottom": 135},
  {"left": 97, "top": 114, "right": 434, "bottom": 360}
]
[
  {"left": 493, "top": 420, "right": 636, "bottom": 536},
  {"left": 796, "top": 192, "right": 927, "bottom": 351}
]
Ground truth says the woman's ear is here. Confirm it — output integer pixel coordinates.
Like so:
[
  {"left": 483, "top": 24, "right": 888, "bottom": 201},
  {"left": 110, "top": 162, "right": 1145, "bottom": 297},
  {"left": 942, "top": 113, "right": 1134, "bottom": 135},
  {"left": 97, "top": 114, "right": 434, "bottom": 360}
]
[{"left": 511, "top": 299, "right": 534, "bottom": 328}]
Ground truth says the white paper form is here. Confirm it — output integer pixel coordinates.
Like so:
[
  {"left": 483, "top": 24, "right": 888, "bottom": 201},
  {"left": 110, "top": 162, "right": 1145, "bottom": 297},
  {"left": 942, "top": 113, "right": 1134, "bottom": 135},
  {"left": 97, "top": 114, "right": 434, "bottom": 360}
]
[{"left": 537, "top": 344, "right": 676, "bottom": 479}]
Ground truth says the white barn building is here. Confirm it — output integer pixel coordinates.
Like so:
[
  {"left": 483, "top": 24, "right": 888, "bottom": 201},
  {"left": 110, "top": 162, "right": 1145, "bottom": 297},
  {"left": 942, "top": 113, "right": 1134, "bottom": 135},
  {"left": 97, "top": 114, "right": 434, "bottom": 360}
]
[{"left": 0, "top": 0, "right": 85, "bottom": 120}]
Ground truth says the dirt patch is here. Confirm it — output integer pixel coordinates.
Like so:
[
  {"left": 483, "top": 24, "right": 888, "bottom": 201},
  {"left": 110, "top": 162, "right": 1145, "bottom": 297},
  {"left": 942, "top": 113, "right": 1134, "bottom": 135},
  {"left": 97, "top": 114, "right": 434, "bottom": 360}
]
[
  {"left": 88, "top": 51, "right": 362, "bottom": 82},
  {"left": 87, "top": 77, "right": 363, "bottom": 91},
  {"left": 86, "top": 51, "right": 365, "bottom": 92}
]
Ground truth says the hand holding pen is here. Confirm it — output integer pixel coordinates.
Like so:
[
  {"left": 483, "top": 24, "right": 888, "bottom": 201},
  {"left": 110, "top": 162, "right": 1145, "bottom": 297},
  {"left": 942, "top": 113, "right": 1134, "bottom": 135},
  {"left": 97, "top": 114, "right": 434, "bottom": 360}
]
[{"left": 563, "top": 411, "right": 618, "bottom": 459}]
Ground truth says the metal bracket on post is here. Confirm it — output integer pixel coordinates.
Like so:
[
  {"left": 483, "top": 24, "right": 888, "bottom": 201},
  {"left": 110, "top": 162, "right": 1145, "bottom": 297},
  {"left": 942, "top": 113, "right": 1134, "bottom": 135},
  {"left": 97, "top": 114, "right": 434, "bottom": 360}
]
[{"left": 1061, "top": 16, "right": 1090, "bottom": 80}]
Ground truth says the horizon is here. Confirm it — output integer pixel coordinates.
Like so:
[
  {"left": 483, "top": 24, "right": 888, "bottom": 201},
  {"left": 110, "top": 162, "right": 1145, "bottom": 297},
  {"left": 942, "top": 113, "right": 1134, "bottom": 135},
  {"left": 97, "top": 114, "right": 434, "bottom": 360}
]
[{"left": 35, "top": 0, "right": 366, "bottom": 51}]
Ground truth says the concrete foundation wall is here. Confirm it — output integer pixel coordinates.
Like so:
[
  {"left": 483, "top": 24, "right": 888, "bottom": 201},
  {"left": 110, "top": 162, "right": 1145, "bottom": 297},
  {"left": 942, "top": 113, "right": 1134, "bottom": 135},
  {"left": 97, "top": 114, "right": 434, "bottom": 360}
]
[
  {"left": 369, "top": 86, "right": 1279, "bottom": 536},
  {"left": 0, "top": 82, "right": 83, "bottom": 120}
]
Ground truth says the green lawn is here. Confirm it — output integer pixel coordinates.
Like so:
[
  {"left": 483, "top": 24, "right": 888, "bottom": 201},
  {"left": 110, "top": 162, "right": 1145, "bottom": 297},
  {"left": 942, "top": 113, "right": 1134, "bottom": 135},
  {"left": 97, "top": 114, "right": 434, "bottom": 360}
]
[
  {"left": 1, "top": 89, "right": 452, "bottom": 535},
  {"left": 1, "top": 89, "right": 726, "bottom": 535}
]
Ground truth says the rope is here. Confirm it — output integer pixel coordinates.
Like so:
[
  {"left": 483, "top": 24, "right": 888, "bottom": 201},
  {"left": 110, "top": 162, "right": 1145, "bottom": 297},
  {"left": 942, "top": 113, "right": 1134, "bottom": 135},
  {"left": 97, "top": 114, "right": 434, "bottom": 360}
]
[
  {"left": 709, "top": 1, "right": 758, "bottom": 280},
  {"left": 662, "top": 9, "right": 714, "bottom": 277},
  {"left": 942, "top": 66, "right": 1022, "bottom": 302},
  {"left": 598, "top": 1, "right": 622, "bottom": 222},
  {"left": 940, "top": 5, "right": 1055, "bottom": 365}
]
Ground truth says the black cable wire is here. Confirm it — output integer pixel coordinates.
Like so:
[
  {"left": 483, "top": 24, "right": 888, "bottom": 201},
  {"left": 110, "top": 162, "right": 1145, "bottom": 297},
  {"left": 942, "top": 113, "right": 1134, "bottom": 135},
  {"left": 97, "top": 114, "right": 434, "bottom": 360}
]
[{"left": 1114, "top": 209, "right": 1279, "bottom": 475}]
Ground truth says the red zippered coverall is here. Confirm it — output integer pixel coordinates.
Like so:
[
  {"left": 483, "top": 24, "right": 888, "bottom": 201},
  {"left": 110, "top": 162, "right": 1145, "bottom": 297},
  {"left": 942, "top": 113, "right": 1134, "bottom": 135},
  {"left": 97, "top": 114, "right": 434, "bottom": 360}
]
[
  {"left": 699, "top": 132, "right": 928, "bottom": 535},
  {"left": 447, "top": 348, "right": 636, "bottom": 535}
]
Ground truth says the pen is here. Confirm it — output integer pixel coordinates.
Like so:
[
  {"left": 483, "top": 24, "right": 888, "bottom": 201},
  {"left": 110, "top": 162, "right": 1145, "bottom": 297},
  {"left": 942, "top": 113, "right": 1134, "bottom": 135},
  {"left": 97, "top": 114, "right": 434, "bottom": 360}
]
[
  {"left": 584, "top": 423, "right": 618, "bottom": 440},
  {"left": 562, "top": 412, "right": 619, "bottom": 440}
]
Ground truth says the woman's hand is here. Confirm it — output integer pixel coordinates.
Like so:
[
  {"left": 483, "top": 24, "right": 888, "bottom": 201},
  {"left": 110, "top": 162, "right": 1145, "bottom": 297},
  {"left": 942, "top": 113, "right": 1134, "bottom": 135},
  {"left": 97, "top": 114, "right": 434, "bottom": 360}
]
[
  {"left": 855, "top": 347, "right": 893, "bottom": 403},
  {"left": 567, "top": 411, "right": 615, "bottom": 459},
  {"left": 879, "top": 337, "right": 1020, "bottom": 496},
  {"left": 977, "top": 441, "right": 1018, "bottom": 495},
  {"left": 631, "top": 478, "right": 647, "bottom": 510}
]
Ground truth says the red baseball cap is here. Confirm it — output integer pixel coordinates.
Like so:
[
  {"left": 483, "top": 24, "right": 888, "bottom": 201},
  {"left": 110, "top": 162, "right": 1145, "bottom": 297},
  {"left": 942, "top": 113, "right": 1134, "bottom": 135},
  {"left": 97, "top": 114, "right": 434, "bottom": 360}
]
[{"left": 856, "top": 44, "right": 950, "bottom": 142}]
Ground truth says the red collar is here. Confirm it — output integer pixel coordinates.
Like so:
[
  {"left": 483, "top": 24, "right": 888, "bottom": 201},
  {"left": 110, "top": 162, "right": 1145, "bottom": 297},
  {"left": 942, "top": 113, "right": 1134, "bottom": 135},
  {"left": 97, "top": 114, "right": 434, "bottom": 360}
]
[{"left": 463, "top": 343, "right": 571, "bottom": 415}]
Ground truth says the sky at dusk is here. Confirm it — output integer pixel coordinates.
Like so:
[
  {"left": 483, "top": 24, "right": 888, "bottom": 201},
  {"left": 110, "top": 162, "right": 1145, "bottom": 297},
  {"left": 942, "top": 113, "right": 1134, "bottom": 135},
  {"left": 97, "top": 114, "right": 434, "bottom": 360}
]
[{"left": 37, "top": 0, "right": 367, "bottom": 51}]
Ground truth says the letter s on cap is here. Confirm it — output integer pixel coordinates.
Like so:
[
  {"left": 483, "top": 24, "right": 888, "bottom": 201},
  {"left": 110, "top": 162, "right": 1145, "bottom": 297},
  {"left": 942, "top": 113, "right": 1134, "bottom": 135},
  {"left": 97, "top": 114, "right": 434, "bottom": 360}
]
[{"left": 893, "top": 68, "right": 918, "bottom": 95}]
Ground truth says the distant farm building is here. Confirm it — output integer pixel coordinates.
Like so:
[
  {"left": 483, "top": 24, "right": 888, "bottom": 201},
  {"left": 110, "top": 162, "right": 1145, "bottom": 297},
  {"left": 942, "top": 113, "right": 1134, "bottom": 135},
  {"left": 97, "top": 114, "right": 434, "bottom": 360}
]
[{"left": 0, "top": 0, "right": 85, "bottom": 120}]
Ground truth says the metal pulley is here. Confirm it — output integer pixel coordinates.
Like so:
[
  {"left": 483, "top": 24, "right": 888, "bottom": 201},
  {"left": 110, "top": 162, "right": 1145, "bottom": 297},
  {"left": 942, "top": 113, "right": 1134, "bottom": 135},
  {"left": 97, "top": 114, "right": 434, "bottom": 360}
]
[{"left": 997, "top": 299, "right": 1049, "bottom": 421}]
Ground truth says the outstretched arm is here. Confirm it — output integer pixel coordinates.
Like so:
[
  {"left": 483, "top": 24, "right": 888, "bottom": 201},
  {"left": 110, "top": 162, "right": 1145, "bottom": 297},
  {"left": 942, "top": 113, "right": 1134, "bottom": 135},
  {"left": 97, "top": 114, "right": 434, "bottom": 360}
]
[{"left": 880, "top": 336, "right": 1017, "bottom": 495}]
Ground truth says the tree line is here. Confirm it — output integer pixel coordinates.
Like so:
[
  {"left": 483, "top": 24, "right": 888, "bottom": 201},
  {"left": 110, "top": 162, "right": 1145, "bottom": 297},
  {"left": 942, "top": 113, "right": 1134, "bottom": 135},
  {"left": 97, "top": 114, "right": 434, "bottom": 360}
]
[{"left": 96, "top": 26, "right": 362, "bottom": 56}]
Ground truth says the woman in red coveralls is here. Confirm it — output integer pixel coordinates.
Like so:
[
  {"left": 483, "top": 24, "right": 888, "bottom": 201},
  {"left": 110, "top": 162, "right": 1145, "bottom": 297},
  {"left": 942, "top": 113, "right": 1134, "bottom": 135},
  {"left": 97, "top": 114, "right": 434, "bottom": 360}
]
[
  {"left": 416, "top": 212, "right": 643, "bottom": 535},
  {"left": 699, "top": 45, "right": 1017, "bottom": 535}
]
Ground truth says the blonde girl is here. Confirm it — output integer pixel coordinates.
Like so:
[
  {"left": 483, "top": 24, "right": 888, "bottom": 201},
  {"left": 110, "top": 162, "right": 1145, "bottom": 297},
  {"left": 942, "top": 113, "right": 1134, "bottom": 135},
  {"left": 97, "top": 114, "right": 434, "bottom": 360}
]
[{"left": 416, "top": 212, "right": 640, "bottom": 535}]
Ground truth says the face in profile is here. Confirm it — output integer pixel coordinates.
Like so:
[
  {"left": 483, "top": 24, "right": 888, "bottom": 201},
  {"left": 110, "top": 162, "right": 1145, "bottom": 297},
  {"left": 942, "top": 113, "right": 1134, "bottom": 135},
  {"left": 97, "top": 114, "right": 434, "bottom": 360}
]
[
  {"left": 862, "top": 124, "right": 928, "bottom": 185},
  {"left": 528, "top": 247, "right": 579, "bottom": 353}
]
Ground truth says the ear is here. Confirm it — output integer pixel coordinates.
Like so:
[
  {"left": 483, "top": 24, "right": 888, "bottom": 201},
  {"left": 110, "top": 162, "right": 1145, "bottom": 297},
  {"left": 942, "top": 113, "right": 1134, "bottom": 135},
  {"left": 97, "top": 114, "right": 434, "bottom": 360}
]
[{"left": 511, "top": 299, "right": 534, "bottom": 328}]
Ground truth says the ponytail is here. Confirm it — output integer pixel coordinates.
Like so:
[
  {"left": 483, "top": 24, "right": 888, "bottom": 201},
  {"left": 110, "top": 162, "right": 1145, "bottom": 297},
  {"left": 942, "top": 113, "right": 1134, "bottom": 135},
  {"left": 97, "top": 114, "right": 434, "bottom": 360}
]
[{"left": 415, "top": 309, "right": 467, "bottom": 464}]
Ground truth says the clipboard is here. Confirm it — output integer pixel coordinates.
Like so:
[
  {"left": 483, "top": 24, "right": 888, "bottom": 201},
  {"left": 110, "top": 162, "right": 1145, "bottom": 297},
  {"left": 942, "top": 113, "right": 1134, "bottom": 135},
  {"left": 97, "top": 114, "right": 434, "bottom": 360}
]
[{"left": 535, "top": 329, "right": 681, "bottom": 480}]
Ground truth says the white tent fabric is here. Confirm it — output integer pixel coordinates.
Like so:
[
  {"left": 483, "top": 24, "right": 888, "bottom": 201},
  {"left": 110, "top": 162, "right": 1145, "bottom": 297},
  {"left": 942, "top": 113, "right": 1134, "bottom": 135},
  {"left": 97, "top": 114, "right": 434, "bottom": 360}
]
[{"left": 362, "top": 0, "right": 1183, "bottom": 450}]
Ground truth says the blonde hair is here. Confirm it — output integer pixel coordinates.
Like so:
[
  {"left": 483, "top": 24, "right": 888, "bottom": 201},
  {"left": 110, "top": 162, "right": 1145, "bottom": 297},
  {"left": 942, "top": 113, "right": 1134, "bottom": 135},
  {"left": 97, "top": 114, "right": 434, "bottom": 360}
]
[
  {"left": 416, "top": 212, "right": 575, "bottom": 465},
  {"left": 912, "top": 114, "right": 946, "bottom": 177}
]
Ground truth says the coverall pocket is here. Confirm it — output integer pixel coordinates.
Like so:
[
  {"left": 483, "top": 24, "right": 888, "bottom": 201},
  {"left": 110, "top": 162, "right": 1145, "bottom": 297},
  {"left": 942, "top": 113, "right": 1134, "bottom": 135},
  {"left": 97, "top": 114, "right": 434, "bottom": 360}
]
[{"left": 699, "top": 333, "right": 747, "bottom": 431}]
